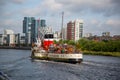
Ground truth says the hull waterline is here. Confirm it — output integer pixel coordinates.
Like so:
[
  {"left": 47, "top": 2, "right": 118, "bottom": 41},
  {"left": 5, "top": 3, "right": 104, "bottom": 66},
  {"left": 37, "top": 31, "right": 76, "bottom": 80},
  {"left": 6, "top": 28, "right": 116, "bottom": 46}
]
[{"left": 31, "top": 52, "right": 83, "bottom": 63}]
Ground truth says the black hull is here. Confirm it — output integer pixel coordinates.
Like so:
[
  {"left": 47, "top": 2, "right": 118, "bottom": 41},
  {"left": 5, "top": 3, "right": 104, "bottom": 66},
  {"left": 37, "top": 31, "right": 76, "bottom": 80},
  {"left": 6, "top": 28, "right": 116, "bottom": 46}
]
[{"left": 48, "top": 58, "right": 83, "bottom": 64}]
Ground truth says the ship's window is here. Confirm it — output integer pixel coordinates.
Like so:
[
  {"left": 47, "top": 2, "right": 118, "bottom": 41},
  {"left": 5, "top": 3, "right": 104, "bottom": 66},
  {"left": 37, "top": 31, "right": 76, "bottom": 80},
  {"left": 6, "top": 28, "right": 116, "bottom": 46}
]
[
  {"left": 49, "top": 34, "right": 53, "bottom": 38},
  {"left": 44, "top": 34, "right": 53, "bottom": 38},
  {"left": 44, "top": 34, "right": 48, "bottom": 38}
]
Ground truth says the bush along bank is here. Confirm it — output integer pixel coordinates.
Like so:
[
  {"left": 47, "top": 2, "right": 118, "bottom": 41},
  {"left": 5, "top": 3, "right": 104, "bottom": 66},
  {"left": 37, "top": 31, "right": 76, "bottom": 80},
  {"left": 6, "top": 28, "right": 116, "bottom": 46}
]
[
  {"left": 54, "top": 39, "right": 120, "bottom": 57},
  {"left": 83, "top": 51, "right": 120, "bottom": 57}
]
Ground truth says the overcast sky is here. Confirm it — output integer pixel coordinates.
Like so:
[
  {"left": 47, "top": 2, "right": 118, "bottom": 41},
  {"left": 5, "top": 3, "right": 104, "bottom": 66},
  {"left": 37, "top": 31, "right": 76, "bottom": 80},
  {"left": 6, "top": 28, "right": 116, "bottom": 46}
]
[{"left": 0, "top": 0, "right": 120, "bottom": 36}]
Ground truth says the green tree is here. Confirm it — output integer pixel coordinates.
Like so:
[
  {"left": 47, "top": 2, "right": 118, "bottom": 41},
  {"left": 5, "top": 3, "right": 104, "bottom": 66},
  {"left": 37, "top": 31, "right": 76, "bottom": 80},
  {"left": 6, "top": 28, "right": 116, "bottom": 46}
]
[{"left": 68, "top": 40, "right": 75, "bottom": 45}]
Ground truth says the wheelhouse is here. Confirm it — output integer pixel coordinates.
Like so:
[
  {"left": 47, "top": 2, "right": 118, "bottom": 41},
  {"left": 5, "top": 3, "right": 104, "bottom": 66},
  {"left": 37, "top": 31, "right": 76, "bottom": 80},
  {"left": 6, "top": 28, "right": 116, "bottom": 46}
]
[{"left": 43, "top": 34, "right": 54, "bottom": 49}]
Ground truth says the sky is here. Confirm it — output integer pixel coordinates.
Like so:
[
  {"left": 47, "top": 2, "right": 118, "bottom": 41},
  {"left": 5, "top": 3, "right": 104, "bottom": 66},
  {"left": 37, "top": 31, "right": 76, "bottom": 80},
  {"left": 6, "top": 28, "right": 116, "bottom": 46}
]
[{"left": 0, "top": 0, "right": 120, "bottom": 36}]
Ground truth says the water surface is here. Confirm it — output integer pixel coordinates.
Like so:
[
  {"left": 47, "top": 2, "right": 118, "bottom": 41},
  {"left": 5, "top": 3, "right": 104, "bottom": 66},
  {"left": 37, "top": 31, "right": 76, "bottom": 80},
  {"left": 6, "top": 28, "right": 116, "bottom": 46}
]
[{"left": 0, "top": 49, "right": 120, "bottom": 80}]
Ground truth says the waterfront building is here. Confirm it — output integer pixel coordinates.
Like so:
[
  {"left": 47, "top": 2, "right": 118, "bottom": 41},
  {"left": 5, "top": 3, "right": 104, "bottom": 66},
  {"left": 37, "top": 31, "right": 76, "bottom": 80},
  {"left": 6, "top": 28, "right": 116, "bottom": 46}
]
[
  {"left": 23, "top": 17, "right": 48, "bottom": 45},
  {"left": 67, "top": 21, "right": 74, "bottom": 40},
  {"left": 102, "top": 32, "right": 110, "bottom": 36},
  {"left": 6, "top": 34, "right": 15, "bottom": 46},
  {"left": 31, "top": 19, "right": 40, "bottom": 43},
  {"left": 0, "top": 34, "right": 4, "bottom": 45},
  {"left": 112, "top": 35, "right": 120, "bottom": 40},
  {"left": 85, "top": 33, "right": 92, "bottom": 37},
  {"left": 14, "top": 34, "right": 20, "bottom": 46},
  {"left": 23, "top": 17, "right": 35, "bottom": 45},
  {"left": 20, "top": 36, "right": 26, "bottom": 45},
  {"left": 53, "top": 31, "right": 61, "bottom": 41},
  {"left": 54, "top": 31, "right": 61, "bottom": 38},
  {"left": 0, "top": 30, "right": 21, "bottom": 46},
  {"left": 4, "top": 29, "right": 14, "bottom": 34},
  {"left": 62, "top": 27, "right": 67, "bottom": 40},
  {"left": 31, "top": 19, "right": 47, "bottom": 43},
  {"left": 40, "top": 19, "right": 46, "bottom": 27},
  {"left": 67, "top": 19, "right": 83, "bottom": 41},
  {"left": 4, "top": 29, "right": 15, "bottom": 46}
]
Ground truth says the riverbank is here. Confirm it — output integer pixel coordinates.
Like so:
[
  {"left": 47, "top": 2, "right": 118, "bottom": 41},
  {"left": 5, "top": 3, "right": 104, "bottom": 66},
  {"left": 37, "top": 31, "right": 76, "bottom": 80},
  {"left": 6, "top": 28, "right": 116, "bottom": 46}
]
[
  {"left": 0, "top": 46, "right": 31, "bottom": 50},
  {"left": 83, "top": 51, "right": 120, "bottom": 57},
  {"left": 0, "top": 46, "right": 120, "bottom": 57}
]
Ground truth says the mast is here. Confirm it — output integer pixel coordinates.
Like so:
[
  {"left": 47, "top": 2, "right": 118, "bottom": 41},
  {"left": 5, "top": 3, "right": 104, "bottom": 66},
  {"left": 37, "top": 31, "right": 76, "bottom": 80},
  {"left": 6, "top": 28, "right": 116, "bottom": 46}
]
[{"left": 61, "top": 11, "right": 64, "bottom": 40}]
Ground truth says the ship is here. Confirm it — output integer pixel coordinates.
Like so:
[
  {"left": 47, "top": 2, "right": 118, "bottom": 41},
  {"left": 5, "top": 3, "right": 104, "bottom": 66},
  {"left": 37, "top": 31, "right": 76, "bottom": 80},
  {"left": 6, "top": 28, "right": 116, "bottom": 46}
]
[{"left": 31, "top": 34, "right": 83, "bottom": 63}]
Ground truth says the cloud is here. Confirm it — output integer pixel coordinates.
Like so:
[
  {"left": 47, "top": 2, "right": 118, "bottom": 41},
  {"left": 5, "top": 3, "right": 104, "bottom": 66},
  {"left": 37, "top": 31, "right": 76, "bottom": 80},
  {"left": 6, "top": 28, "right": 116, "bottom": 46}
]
[
  {"left": 0, "top": 0, "right": 25, "bottom": 16},
  {"left": 0, "top": 0, "right": 25, "bottom": 5},
  {"left": 12, "top": 0, "right": 25, "bottom": 4},
  {"left": 106, "top": 19, "right": 120, "bottom": 27},
  {"left": 22, "top": 7, "right": 42, "bottom": 16},
  {"left": 84, "top": 18, "right": 120, "bottom": 36},
  {"left": 0, "top": 0, "right": 120, "bottom": 35},
  {"left": 0, "top": 19, "right": 22, "bottom": 34},
  {"left": 1, "top": 0, "right": 120, "bottom": 17},
  {"left": 0, "top": 0, "right": 7, "bottom": 5},
  {"left": 56, "top": 0, "right": 120, "bottom": 17},
  {"left": 91, "top": 19, "right": 99, "bottom": 25},
  {"left": 21, "top": 0, "right": 62, "bottom": 17},
  {"left": 104, "top": 21, "right": 120, "bottom": 36},
  {"left": 41, "top": 0, "right": 62, "bottom": 11}
]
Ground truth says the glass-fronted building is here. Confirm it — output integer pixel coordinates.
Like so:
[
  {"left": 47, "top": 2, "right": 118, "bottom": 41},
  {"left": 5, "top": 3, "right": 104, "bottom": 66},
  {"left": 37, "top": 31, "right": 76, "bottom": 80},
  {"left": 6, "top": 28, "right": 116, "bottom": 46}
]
[
  {"left": 31, "top": 19, "right": 41, "bottom": 43},
  {"left": 40, "top": 19, "right": 46, "bottom": 27},
  {"left": 23, "top": 17, "right": 35, "bottom": 45},
  {"left": 23, "top": 17, "right": 47, "bottom": 45}
]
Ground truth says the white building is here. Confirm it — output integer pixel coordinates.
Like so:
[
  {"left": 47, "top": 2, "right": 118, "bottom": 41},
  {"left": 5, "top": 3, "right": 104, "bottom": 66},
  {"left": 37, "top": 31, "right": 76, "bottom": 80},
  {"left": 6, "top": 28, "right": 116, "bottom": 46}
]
[
  {"left": 53, "top": 31, "right": 61, "bottom": 41},
  {"left": 67, "top": 19, "right": 83, "bottom": 41},
  {"left": 85, "top": 33, "right": 92, "bottom": 37},
  {"left": 4, "top": 29, "right": 14, "bottom": 34},
  {"left": 102, "top": 32, "right": 110, "bottom": 36},
  {"left": 4, "top": 29, "right": 15, "bottom": 46},
  {"left": 62, "top": 27, "right": 67, "bottom": 40},
  {"left": 20, "top": 36, "right": 26, "bottom": 44},
  {"left": 0, "top": 34, "right": 5, "bottom": 45},
  {"left": 74, "top": 19, "right": 83, "bottom": 41}
]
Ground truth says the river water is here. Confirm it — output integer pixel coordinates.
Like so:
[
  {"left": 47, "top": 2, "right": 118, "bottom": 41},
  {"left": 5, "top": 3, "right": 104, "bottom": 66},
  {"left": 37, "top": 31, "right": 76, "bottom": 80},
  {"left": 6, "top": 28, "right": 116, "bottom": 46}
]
[{"left": 0, "top": 49, "right": 120, "bottom": 80}]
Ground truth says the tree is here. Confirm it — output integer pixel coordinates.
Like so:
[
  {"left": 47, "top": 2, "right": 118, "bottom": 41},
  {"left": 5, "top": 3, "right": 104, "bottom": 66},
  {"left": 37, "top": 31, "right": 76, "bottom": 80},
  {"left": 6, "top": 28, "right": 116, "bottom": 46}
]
[{"left": 68, "top": 40, "right": 75, "bottom": 45}]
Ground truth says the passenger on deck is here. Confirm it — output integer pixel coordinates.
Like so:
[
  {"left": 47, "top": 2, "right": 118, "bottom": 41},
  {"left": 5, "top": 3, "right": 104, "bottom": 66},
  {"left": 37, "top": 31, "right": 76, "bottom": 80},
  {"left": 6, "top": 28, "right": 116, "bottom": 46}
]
[
  {"left": 49, "top": 44, "right": 54, "bottom": 53},
  {"left": 61, "top": 48, "right": 65, "bottom": 53}
]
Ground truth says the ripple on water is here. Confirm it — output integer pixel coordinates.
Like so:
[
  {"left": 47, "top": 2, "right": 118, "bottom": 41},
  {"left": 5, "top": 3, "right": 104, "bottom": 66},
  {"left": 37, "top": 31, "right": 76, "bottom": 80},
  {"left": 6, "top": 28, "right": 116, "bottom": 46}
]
[{"left": 0, "top": 50, "right": 120, "bottom": 80}]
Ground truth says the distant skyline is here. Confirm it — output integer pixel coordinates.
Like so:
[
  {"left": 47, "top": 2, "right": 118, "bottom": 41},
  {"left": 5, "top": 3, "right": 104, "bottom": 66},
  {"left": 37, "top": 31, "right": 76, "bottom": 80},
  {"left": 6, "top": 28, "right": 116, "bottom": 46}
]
[{"left": 0, "top": 0, "right": 120, "bottom": 36}]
